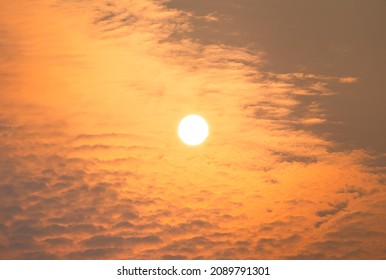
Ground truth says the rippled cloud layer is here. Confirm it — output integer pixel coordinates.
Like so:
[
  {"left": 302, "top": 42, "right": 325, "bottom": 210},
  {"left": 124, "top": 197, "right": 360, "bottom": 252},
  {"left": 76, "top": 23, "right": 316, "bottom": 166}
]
[{"left": 0, "top": 0, "right": 385, "bottom": 259}]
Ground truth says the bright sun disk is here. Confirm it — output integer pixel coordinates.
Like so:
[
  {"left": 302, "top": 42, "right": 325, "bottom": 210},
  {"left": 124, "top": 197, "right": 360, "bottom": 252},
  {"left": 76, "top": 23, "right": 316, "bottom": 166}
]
[{"left": 178, "top": 114, "right": 209, "bottom": 146}]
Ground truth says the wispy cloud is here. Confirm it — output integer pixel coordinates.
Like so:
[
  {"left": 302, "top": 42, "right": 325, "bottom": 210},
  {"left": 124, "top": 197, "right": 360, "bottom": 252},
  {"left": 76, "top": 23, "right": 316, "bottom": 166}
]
[{"left": 0, "top": 0, "right": 384, "bottom": 259}]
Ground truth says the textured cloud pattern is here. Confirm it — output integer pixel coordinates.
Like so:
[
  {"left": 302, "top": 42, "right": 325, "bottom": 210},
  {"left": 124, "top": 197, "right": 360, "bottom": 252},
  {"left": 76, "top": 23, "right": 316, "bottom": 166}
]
[{"left": 0, "top": 0, "right": 385, "bottom": 259}]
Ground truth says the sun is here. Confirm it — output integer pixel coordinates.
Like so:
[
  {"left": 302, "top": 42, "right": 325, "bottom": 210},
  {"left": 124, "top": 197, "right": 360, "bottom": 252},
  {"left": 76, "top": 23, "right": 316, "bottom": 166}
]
[{"left": 178, "top": 114, "right": 209, "bottom": 146}]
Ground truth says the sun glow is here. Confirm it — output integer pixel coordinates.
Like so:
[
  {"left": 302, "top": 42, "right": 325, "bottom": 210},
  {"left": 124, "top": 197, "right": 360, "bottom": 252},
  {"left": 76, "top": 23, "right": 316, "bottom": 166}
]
[{"left": 178, "top": 115, "right": 209, "bottom": 146}]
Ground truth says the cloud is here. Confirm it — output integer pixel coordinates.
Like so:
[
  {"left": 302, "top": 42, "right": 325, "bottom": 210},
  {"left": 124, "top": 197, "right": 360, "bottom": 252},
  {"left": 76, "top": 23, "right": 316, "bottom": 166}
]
[
  {"left": 67, "top": 248, "right": 118, "bottom": 259},
  {"left": 339, "top": 77, "right": 358, "bottom": 84},
  {"left": 43, "top": 237, "right": 73, "bottom": 246},
  {"left": 300, "top": 118, "right": 326, "bottom": 125},
  {"left": 161, "top": 254, "right": 187, "bottom": 260},
  {"left": 200, "top": 12, "right": 219, "bottom": 22},
  {"left": 0, "top": 0, "right": 385, "bottom": 260},
  {"left": 315, "top": 202, "right": 348, "bottom": 217},
  {"left": 271, "top": 151, "right": 318, "bottom": 164},
  {"left": 81, "top": 235, "right": 162, "bottom": 248},
  {"left": 165, "top": 220, "right": 215, "bottom": 235}
]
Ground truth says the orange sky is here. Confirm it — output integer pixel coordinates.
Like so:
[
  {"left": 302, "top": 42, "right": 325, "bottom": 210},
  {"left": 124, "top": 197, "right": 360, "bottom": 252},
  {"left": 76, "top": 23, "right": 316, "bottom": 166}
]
[{"left": 0, "top": 0, "right": 385, "bottom": 259}]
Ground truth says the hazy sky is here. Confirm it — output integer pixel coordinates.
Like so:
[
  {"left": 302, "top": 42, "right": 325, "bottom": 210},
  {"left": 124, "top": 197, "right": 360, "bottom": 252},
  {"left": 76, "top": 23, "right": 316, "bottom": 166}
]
[{"left": 0, "top": 0, "right": 385, "bottom": 259}]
